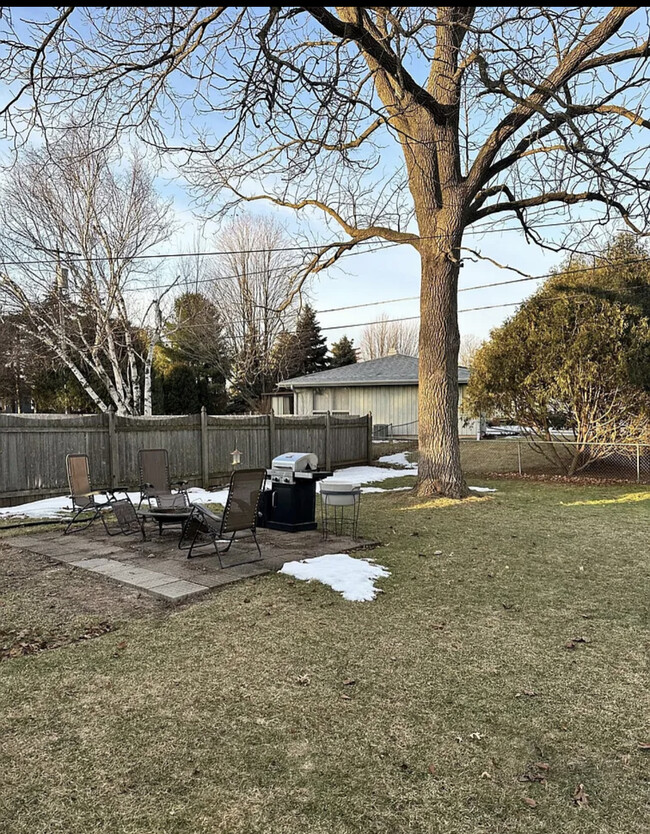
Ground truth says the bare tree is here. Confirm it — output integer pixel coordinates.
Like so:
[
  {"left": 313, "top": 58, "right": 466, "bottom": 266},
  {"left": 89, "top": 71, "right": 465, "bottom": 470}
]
[
  {"left": 359, "top": 315, "right": 419, "bottom": 360},
  {"left": 206, "top": 215, "right": 303, "bottom": 409},
  {"left": 0, "top": 131, "right": 172, "bottom": 414},
  {"left": 3, "top": 8, "right": 650, "bottom": 495},
  {"left": 459, "top": 334, "right": 484, "bottom": 369}
]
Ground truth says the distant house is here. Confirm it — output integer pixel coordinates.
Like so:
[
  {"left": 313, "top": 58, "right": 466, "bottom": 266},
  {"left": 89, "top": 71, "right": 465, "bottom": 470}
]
[{"left": 271, "top": 353, "right": 483, "bottom": 438}]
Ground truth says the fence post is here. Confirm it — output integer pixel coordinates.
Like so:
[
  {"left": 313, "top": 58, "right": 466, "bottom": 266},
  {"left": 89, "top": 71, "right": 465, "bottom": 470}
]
[
  {"left": 324, "top": 411, "right": 332, "bottom": 471},
  {"left": 200, "top": 406, "right": 209, "bottom": 488},
  {"left": 366, "top": 412, "right": 373, "bottom": 464},
  {"left": 636, "top": 444, "right": 641, "bottom": 484},
  {"left": 268, "top": 409, "right": 275, "bottom": 467},
  {"left": 517, "top": 440, "right": 522, "bottom": 476},
  {"left": 107, "top": 406, "right": 118, "bottom": 489}
]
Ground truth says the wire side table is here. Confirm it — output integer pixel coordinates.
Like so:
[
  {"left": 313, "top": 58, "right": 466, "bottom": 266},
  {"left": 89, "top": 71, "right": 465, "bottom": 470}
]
[{"left": 320, "top": 483, "right": 361, "bottom": 540}]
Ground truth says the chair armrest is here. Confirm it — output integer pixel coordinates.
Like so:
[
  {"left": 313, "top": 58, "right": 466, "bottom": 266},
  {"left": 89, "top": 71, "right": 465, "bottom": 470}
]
[
  {"left": 107, "top": 487, "right": 134, "bottom": 500},
  {"left": 171, "top": 480, "right": 188, "bottom": 487},
  {"left": 191, "top": 503, "right": 223, "bottom": 532}
]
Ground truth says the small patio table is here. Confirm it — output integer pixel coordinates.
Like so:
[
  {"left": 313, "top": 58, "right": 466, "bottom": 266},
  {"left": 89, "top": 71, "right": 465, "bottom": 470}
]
[{"left": 138, "top": 506, "right": 194, "bottom": 536}]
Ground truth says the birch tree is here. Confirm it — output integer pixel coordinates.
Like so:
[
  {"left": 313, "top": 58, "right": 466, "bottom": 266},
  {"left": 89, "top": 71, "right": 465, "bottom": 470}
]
[
  {"left": 0, "top": 132, "right": 172, "bottom": 415},
  {"left": 3, "top": 7, "right": 650, "bottom": 494}
]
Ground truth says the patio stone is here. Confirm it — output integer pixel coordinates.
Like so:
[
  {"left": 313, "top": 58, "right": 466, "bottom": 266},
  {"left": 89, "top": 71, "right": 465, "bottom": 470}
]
[
  {"left": 148, "top": 580, "right": 209, "bottom": 601},
  {"left": 7, "top": 525, "right": 378, "bottom": 603},
  {"left": 71, "top": 557, "right": 120, "bottom": 571}
]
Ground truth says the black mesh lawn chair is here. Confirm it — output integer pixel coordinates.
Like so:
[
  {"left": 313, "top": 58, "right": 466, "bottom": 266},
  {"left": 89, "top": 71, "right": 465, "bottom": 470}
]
[
  {"left": 178, "top": 468, "right": 266, "bottom": 565},
  {"left": 64, "top": 453, "right": 144, "bottom": 538},
  {"left": 138, "top": 448, "right": 189, "bottom": 511}
]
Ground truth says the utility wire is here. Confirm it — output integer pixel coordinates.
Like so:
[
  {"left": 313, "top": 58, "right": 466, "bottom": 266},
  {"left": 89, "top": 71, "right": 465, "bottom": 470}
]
[
  {"left": 319, "top": 284, "right": 650, "bottom": 331},
  {"left": 315, "top": 255, "right": 650, "bottom": 316},
  {"left": 0, "top": 216, "right": 633, "bottom": 271}
]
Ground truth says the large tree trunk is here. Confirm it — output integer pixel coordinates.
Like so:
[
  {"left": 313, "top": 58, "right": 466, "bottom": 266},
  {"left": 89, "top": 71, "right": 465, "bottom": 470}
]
[{"left": 415, "top": 230, "right": 469, "bottom": 499}]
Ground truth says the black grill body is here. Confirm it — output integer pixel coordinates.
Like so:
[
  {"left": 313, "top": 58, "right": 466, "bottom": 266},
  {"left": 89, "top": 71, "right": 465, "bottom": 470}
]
[{"left": 258, "top": 470, "right": 332, "bottom": 532}]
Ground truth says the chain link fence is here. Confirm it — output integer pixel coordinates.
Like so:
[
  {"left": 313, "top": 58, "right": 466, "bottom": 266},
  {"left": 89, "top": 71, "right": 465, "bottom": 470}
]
[{"left": 460, "top": 438, "right": 650, "bottom": 483}]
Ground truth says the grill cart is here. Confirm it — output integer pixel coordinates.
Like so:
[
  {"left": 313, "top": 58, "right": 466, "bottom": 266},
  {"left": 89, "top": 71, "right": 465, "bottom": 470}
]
[{"left": 259, "top": 452, "right": 331, "bottom": 533}]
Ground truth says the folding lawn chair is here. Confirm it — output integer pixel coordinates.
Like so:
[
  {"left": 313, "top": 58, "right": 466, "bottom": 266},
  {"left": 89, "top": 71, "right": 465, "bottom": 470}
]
[
  {"left": 178, "top": 468, "right": 266, "bottom": 565},
  {"left": 64, "top": 453, "right": 144, "bottom": 538},
  {"left": 138, "top": 448, "right": 190, "bottom": 511}
]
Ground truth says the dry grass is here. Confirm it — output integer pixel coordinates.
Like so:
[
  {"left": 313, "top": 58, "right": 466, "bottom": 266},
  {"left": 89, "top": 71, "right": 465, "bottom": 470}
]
[{"left": 1, "top": 480, "right": 649, "bottom": 833}]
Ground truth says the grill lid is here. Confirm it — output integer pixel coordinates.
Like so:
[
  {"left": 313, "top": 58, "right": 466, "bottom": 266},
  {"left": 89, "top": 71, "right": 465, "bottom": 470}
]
[{"left": 271, "top": 452, "right": 318, "bottom": 472}]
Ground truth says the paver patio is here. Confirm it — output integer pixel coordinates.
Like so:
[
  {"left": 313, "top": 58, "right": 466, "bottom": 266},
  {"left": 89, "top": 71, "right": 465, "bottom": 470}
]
[{"left": 3, "top": 523, "right": 376, "bottom": 602}]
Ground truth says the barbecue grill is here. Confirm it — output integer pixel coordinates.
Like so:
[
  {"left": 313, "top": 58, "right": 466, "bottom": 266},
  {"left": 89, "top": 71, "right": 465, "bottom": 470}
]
[{"left": 259, "top": 452, "right": 331, "bottom": 532}]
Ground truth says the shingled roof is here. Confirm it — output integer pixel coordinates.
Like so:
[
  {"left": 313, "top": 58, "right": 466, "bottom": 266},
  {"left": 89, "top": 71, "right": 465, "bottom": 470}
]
[{"left": 279, "top": 353, "right": 470, "bottom": 387}]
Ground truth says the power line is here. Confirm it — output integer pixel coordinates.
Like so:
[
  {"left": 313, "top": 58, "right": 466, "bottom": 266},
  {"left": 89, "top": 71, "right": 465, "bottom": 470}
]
[
  {"left": 0, "top": 215, "right": 636, "bottom": 272},
  {"left": 320, "top": 284, "right": 650, "bottom": 332},
  {"left": 317, "top": 295, "right": 420, "bottom": 314},
  {"left": 314, "top": 255, "right": 650, "bottom": 317}
]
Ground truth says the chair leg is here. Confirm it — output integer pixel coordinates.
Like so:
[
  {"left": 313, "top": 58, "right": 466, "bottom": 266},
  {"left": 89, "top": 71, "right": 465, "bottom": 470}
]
[
  {"left": 64, "top": 505, "right": 102, "bottom": 535},
  {"left": 186, "top": 528, "right": 202, "bottom": 559},
  {"left": 214, "top": 530, "right": 263, "bottom": 568},
  {"left": 63, "top": 507, "right": 84, "bottom": 535}
]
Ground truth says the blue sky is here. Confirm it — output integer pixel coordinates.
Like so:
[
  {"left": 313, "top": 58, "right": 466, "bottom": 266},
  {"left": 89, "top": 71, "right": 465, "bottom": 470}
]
[
  {"left": 157, "top": 174, "right": 575, "bottom": 348},
  {"left": 2, "top": 7, "right": 645, "bottom": 348}
]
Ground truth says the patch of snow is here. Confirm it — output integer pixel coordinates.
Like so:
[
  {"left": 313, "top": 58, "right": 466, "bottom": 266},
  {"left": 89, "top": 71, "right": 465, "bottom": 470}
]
[
  {"left": 0, "top": 490, "right": 144, "bottom": 520},
  {"left": 468, "top": 486, "right": 497, "bottom": 493},
  {"left": 280, "top": 553, "right": 390, "bottom": 601},
  {"left": 0, "top": 495, "right": 74, "bottom": 520},
  {"left": 317, "top": 465, "right": 416, "bottom": 492},
  {"left": 186, "top": 486, "right": 229, "bottom": 505},
  {"left": 377, "top": 452, "right": 417, "bottom": 469},
  {"left": 0, "top": 486, "right": 231, "bottom": 521}
]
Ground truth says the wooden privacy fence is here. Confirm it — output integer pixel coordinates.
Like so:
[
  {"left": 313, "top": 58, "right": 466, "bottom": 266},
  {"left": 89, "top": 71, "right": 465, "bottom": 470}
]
[{"left": 0, "top": 409, "right": 372, "bottom": 507}]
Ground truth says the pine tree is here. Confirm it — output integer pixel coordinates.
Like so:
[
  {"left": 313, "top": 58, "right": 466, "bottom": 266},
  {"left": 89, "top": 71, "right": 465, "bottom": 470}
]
[
  {"left": 159, "top": 292, "right": 229, "bottom": 413},
  {"left": 329, "top": 335, "right": 358, "bottom": 368},
  {"left": 296, "top": 304, "right": 328, "bottom": 374}
]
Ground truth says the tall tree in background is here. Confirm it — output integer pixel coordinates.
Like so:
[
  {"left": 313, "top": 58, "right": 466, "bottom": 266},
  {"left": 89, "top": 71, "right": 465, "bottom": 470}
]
[
  {"left": 0, "top": 131, "right": 172, "bottom": 415},
  {"left": 295, "top": 305, "right": 328, "bottom": 376},
  {"left": 5, "top": 8, "right": 650, "bottom": 495},
  {"left": 330, "top": 335, "right": 358, "bottom": 369},
  {"left": 465, "top": 235, "right": 650, "bottom": 474},
  {"left": 158, "top": 292, "right": 229, "bottom": 414},
  {"left": 206, "top": 216, "right": 302, "bottom": 409},
  {"left": 360, "top": 315, "right": 419, "bottom": 360}
]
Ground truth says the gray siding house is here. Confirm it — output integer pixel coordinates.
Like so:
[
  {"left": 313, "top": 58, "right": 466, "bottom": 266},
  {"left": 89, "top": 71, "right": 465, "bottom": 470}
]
[{"left": 272, "top": 353, "right": 483, "bottom": 438}]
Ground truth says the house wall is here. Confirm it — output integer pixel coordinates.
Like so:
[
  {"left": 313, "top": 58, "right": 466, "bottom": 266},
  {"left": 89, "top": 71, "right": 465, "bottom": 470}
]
[
  {"left": 292, "top": 383, "right": 482, "bottom": 437},
  {"left": 270, "top": 394, "right": 293, "bottom": 415}
]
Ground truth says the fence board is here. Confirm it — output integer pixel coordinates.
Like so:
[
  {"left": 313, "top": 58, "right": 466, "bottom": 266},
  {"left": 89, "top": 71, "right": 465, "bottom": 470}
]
[{"left": 0, "top": 411, "right": 371, "bottom": 506}]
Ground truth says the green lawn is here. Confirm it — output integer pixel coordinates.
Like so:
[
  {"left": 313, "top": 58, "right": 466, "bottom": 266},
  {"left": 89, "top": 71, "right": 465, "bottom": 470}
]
[{"left": 1, "top": 480, "right": 649, "bottom": 833}]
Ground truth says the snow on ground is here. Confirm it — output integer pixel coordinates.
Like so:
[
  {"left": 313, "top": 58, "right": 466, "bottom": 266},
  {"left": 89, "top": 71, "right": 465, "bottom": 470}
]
[
  {"left": 316, "top": 465, "right": 415, "bottom": 492},
  {"left": 1, "top": 461, "right": 495, "bottom": 520},
  {"left": 377, "top": 452, "right": 417, "bottom": 469},
  {"left": 0, "top": 486, "right": 229, "bottom": 520},
  {"left": 0, "top": 494, "right": 77, "bottom": 520},
  {"left": 279, "top": 553, "right": 390, "bottom": 601},
  {"left": 186, "top": 486, "right": 229, "bottom": 505}
]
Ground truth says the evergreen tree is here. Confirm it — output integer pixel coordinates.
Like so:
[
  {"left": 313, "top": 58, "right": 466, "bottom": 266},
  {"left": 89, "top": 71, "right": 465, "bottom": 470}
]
[
  {"left": 295, "top": 304, "right": 328, "bottom": 375},
  {"left": 162, "top": 363, "right": 201, "bottom": 414},
  {"left": 329, "top": 335, "right": 358, "bottom": 368},
  {"left": 269, "top": 331, "right": 299, "bottom": 381},
  {"left": 466, "top": 234, "right": 650, "bottom": 474},
  {"left": 158, "top": 292, "right": 229, "bottom": 413}
]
